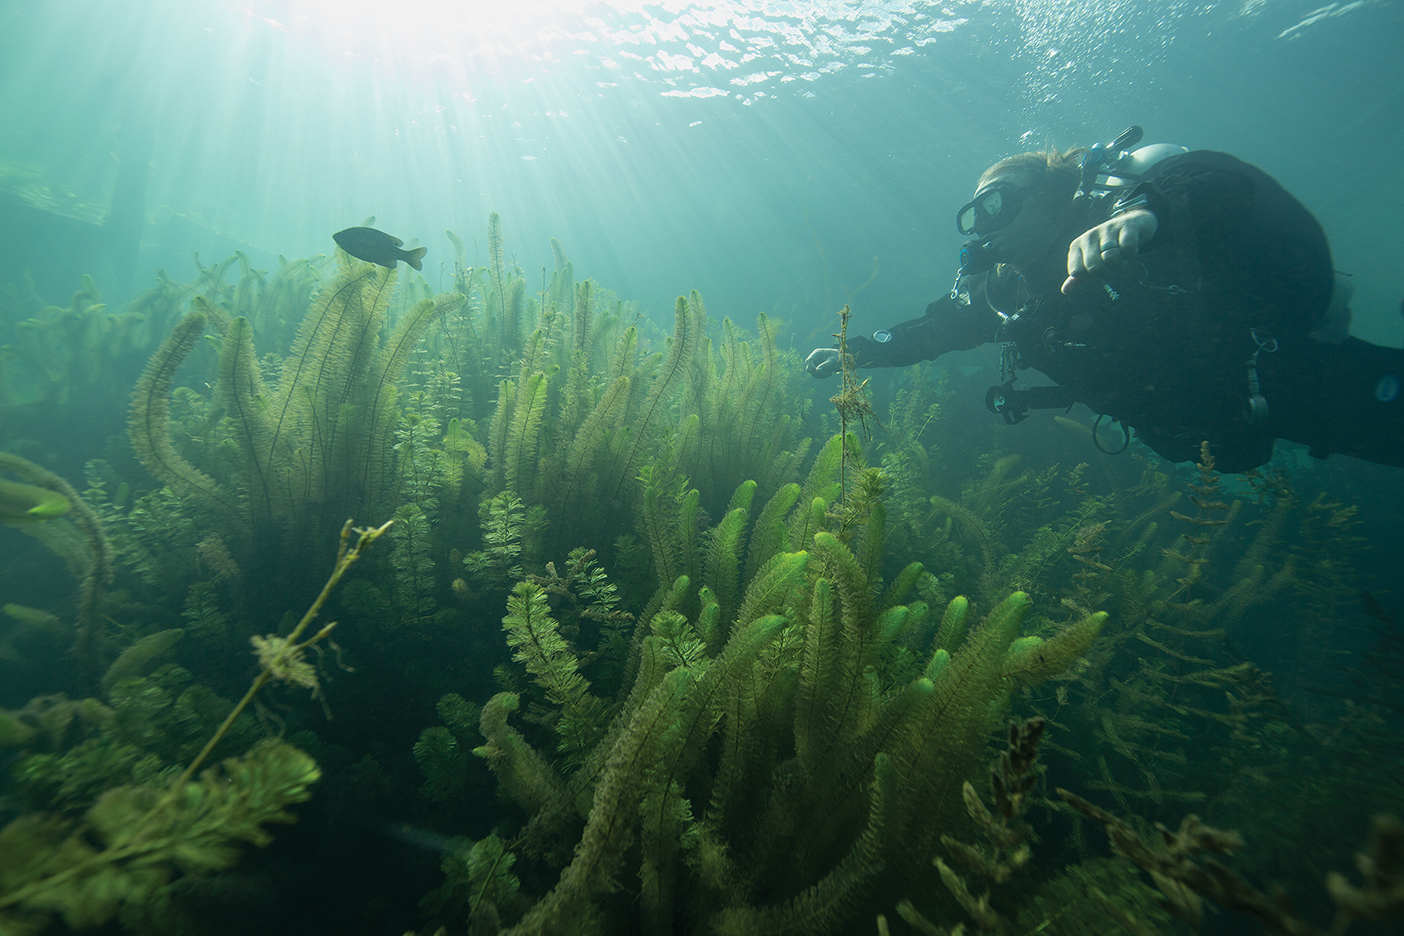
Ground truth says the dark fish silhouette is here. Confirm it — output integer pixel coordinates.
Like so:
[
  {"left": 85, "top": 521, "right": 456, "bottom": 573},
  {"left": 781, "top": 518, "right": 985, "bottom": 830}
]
[{"left": 333, "top": 226, "right": 426, "bottom": 271}]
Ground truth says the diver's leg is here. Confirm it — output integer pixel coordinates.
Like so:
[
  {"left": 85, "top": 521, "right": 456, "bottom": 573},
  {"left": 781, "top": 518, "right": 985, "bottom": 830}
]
[{"left": 1270, "top": 337, "right": 1404, "bottom": 468}]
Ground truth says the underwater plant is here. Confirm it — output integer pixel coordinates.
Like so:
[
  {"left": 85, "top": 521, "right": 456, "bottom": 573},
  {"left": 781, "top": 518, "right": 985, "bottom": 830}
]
[
  {"left": 0, "top": 518, "right": 391, "bottom": 933},
  {"left": 862, "top": 368, "right": 1371, "bottom": 838},
  {"left": 4, "top": 207, "right": 1387, "bottom": 935},
  {"left": 0, "top": 452, "right": 111, "bottom": 692},
  {"left": 128, "top": 254, "right": 462, "bottom": 556},
  {"left": 421, "top": 436, "right": 1105, "bottom": 935},
  {"left": 1061, "top": 789, "right": 1404, "bottom": 935},
  {"left": 0, "top": 274, "right": 186, "bottom": 446}
]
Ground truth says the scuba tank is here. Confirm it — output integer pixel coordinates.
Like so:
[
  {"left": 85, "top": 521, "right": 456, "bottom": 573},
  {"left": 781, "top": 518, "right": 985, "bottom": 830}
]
[{"left": 1075, "top": 125, "right": 1188, "bottom": 202}]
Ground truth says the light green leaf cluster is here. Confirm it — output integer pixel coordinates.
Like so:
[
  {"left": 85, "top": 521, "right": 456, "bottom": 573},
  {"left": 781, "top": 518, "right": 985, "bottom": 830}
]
[
  {"left": 390, "top": 502, "right": 437, "bottom": 625},
  {"left": 421, "top": 833, "right": 525, "bottom": 931},
  {"left": 0, "top": 741, "right": 319, "bottom": 931},
  {"left": 462, "top": 434, "right": 1106, "bottom": 935},
  {"left": 501, "top": 582, "right": 607, "bottom": 761},
  {"left": 464, "top": 491, "right": 526, "bottom": 587},
  {"left": 414, "top": 726, "right": 468, "bottom": 803},
  {"left": 127, "top": 256, "right": 463, "bottom": 563},
  {"left": 180, "top": 582, "right": 229, "bottom": 647}
]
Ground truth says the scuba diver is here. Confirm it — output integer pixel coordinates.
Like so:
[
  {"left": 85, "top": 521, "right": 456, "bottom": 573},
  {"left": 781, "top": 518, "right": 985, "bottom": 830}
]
[{"left": 805, "top": 127, "right": 1404, "bottom": 473}]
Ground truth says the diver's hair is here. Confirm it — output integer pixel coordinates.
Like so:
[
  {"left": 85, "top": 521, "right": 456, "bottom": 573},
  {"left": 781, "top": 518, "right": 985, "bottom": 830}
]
[{"left": 980, "top": 147, "right": 1088, "bottom": 202}]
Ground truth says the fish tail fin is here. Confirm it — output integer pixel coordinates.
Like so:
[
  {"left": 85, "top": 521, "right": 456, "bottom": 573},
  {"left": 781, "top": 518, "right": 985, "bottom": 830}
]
[{"left": 405, "top": 246, "right": 427, "bottom": 271}]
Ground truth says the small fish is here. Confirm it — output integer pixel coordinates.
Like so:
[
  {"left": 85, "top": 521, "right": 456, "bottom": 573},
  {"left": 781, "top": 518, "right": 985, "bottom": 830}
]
[{"left": 333, "top": 226, "right": 426, "bottom": 271}]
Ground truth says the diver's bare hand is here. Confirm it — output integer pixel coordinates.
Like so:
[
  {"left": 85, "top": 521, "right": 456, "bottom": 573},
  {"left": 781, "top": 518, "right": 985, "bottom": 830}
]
[
  {"left": 1062, "top": 209, "right": 1158, "bottom": 294},
  {"left": 805, "top": 347, "right": 842, "bottom": 379}
]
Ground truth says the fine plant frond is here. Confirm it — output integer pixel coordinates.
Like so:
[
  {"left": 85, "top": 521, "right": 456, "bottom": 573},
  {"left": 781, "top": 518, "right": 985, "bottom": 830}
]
[
  {"left": 361, "top": 291, "right": 464, "bottom": 500},
  {"left": 744, "top": 482, "right": 801, "bottom": 585},
  {"left": 101, "top": 629, "right": 184, "bottom": 694},
  {"left": 128, "top": 310, "right": 241, "bottom": 522},
  {"left": 506, "top": 372, "right": 548, "bottom": 500},
  {"left": 474, "top": 692, "right": 567, "bottom": 817},
  {"left": 488, "top": 211, "right": 512, "bottom": 351},
  {"left": 501, "top": 581, "right": 605, "bottom": 758},
  {"left": 216, "top": 312, "right": 280, "bottom": 529},
  {"left": 609, "top": 294, "right": 700, "bottom": 503},
  {"left": 558, "top": 374, "right": 630, "bottom": 513},
  {"left": 732, "top": 550, "right": 809, "bottom": 630},
  {"left": 0, "top": 742, "right": 319, "bottom": 931},
  {"left": 703, "top": 484, "right": 755, "bottom": 638}
]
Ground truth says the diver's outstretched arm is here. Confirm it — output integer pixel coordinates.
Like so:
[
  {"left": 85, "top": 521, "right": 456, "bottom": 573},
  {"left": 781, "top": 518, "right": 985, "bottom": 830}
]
[{"left": 804, "top": 282, "right": 999, "bottom": 378}]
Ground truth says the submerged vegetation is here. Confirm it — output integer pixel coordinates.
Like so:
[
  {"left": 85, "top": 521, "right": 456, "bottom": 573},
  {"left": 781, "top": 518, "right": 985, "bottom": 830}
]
[{"left": 0, "top": 214, "right": 1401, "bottom": 934}]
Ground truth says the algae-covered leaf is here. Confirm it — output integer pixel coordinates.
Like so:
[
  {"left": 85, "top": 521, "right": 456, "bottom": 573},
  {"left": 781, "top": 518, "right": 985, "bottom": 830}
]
[
  {"left": 173, "top": 741, "right": 321, "bottom": 854},
  {"left": 2, "top": 604, "right": 68, "bottom": 641},
  {"left": 0, "top": 812, "right": 144, "bottom": 931},
  {"left": 415, "top": 726, "right": 467, "bottom": 803},
  {"left": 733, "top": 550, "right": 809, "bottom": 629},
  {"left": 0, "top": 907, "right": 48, "bottom": 936},
  {"left": 42, "top": 860, "right": 168, "bottom": 930},
  {"left": 85, "top": 784, "right": 160, "bottom": 843},
  {"left": 101, "top": 628, "right": 184, "bottom": 694}
]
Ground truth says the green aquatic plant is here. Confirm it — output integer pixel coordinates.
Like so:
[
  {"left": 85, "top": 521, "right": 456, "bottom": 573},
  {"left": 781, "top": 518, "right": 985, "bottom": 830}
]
[
  {"left": 415, "top": 726, "right": 471, "bottom": 804},
  {"left": 464, "top": 491, "right": 528, "bottom": 589},
  {"left": 444, "top": 230, "right": 808, "bottom": 573},
  {"left": 488, "top": 211, "right": 520, "bottom": 355},
  {"left": 235, "top": 217, "right": 800, "bottom": 654},
  {"left": 448, "top": 444, "right": 1105, "bottom": 934},
  {"left": 900, "top": 714, "right": 1175, "bottom": 936},
  {"left": 0, "top": 476, "right": 70, "bottom": 524},
  {"left": 0, "top": 452, "right": 112, "bottom": 691},
  {"left": 866, "top": 398, "right": 1326, "bottom": 846},
  {"left": 826, "top": 303, "right": 879, "bottom": 508},
  {"left": 390, "top": 502, "right": 438, "bottom": 627},
  {"left": 0, "top": 518, "right": 391, "bottom": 933},
  {"left": 1008, "top": 855, "right": 1174, "bottom": 936},
  {"left": 6, "top": 664, "right": 259, "bottom": 819},
  {"left": 681, "top": 313, "right": 811, "bottom": 515},
  {"left": 1061, "top": 790, "right": 1404, "bottom": 936},
  {"left": 0, "top": 740, "right": 321, "bottom": 933},
  {"left": 1022, "top": 445, "right": 1318, "bottom": 837},
  {"left": 415, "top": 693, "right": 483, "bottom": 805},
  {"left": 422, "top": 833, "right": 529, "bottom": 935},
  {"left": 0, "top": 275, "right": 183, "bottom": 424},
  {"left": 128, "top": 255, "right": 463, "bottom": 555},
  {"left": 99, "top": 629, "right": 184, "bottom": 694}
]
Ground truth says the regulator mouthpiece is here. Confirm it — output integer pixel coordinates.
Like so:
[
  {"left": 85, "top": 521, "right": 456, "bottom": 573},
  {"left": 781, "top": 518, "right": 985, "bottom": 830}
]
[{"left": 960, "top": 238, "right": 999, "bottom": 275}]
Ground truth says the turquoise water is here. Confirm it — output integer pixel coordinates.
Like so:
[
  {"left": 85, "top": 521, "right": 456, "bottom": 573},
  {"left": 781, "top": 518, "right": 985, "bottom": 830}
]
[
  {"left": 3, "top": 1, "right": 1401, "bottom": 342},
  {"left": 3, "top": 3, "right": 1404, "bottom": 934}
]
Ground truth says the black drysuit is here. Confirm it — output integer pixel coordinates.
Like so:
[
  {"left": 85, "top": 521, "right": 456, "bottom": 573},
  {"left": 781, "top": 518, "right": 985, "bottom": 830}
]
[{"left": 846, "top": 151, "right": 1404, "bottom": 473}]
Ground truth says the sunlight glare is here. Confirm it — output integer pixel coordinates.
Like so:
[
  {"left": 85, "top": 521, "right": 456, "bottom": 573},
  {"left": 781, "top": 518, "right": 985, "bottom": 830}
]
[{"left": 244, "top": 0, "right": 646, "bottom": 81}]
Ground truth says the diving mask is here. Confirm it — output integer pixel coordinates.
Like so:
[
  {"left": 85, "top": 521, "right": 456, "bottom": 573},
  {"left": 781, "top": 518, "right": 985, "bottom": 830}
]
[{"left": 956, "top": 182, "right": 1026, "bottom": 237}]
